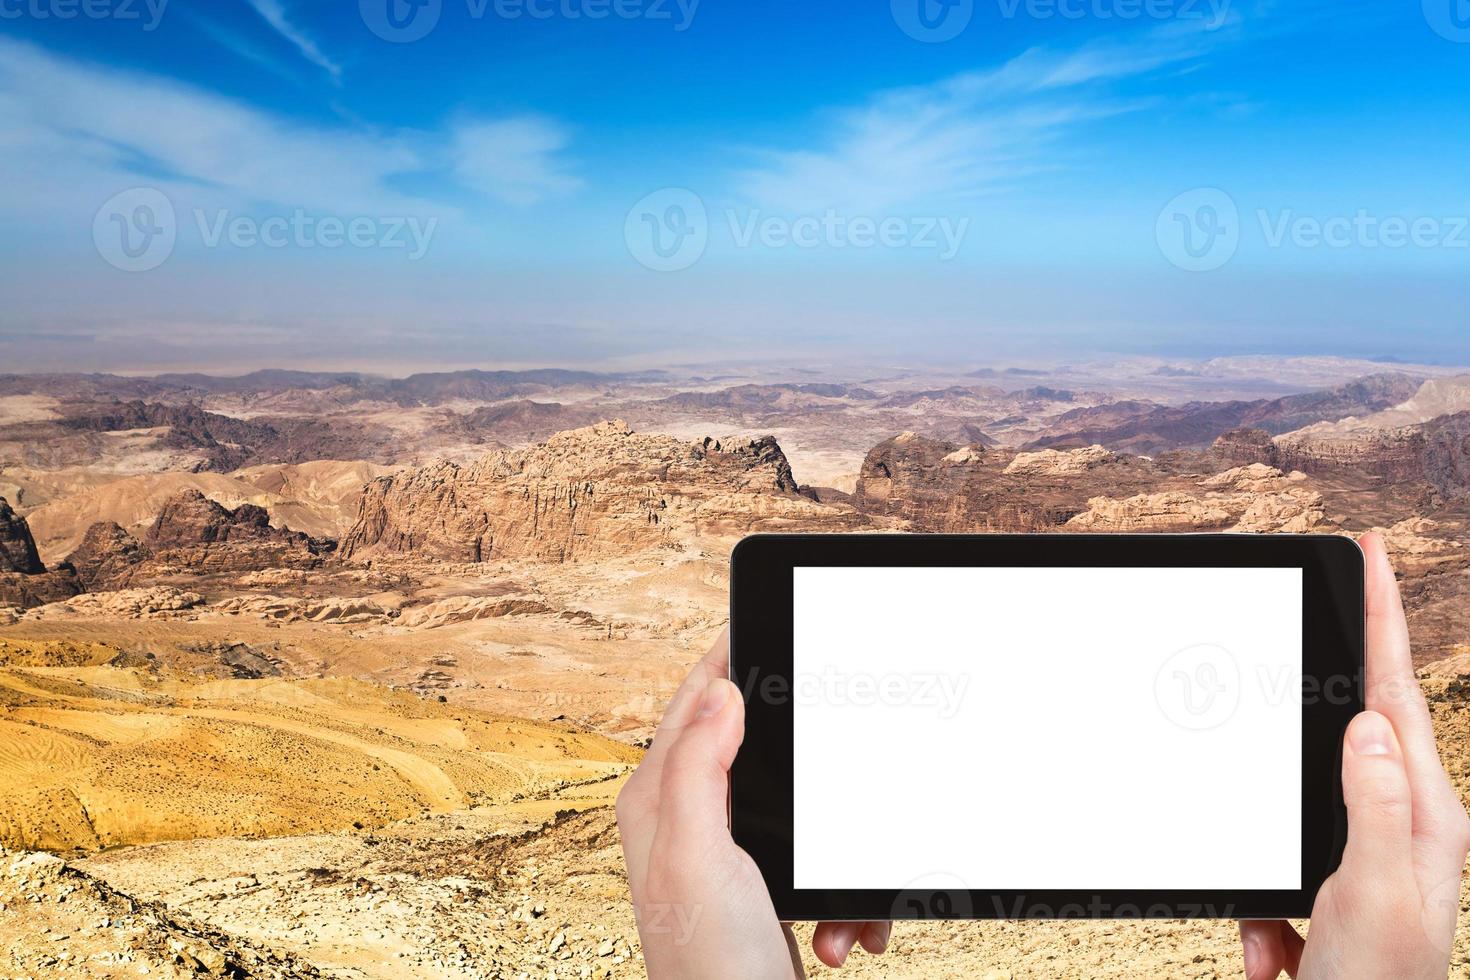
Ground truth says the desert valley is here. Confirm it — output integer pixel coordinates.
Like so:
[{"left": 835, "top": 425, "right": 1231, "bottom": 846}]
[{"left": 2, "top": 355, "right": 1470, "bottom": 978}]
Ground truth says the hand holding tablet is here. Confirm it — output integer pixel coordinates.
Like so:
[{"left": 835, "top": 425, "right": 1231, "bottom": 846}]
[
  {"left": 731, "top": 532, "right": 1363, "bottom": 919},
  {"left": 616, "top": 533, "right": 1470, "bottom": 978}
]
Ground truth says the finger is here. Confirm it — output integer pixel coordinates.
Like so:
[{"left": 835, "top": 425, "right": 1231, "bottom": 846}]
[
  {"left": 657, "top": 677, "right": 745, "bottom": 843},
  {"left": 1361, "top": 534, "right": 1436, "bottom": 760},
  {"left": 811, "top": 921, "right": 863, "bottom": 968},
  {"left": 857, "top": 921, "right": 891, "bottom": 955},
  {"left": 616, "top": 633, "right": 732, "bottom": 879},
  {"left": 700, "top": 626, "right": 731, "bottom": 679},
  {"left": 1338, "top": 710, "right": 1414, "bottom": 879},
  {"left": 1360, "top": 534, "right": 1466, "bottom": 862},
  {"left": 648, "top": 630, "right": 731, "bottom": 767},
  {"left": 1239, "top": 920, "right": 1303, "bottom": 980}
]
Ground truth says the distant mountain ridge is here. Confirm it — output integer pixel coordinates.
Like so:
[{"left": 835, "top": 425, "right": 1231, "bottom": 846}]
[
  {"left": 1026, "top": 372, "right": 1426, "bottom": 453},
  {"left": 0, "top": 368, "right": 667, "bottom": 407}
]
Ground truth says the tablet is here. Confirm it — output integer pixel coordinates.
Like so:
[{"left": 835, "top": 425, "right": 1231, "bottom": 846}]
[{"left": 728, "top": 533, "right": 1363, "bottom": 921}]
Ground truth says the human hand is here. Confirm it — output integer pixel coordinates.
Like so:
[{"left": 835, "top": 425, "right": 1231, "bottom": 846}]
[
  {"left": 617, "top": 631, "right": 892, "bottom": 978},
  {"left": 1240, "top": 533, "right": 1470, "bottom": 979}
]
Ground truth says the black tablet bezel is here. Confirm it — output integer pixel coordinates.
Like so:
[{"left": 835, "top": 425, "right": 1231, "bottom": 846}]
[{"left": 728, "top": 533, "right": 1363, "bottom": 921}]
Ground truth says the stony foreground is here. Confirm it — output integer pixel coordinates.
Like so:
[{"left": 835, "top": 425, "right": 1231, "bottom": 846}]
[{"left": 0, "top": 657, "right": 1461, "bottom": 979}]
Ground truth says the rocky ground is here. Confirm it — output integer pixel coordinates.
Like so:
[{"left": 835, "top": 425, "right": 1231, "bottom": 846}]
[
  {"left": 0, "top": 843, "right": 322, "bottom": 979},
  {"left": 3, "top": 361, "right": 1470, "bottom": 976}
]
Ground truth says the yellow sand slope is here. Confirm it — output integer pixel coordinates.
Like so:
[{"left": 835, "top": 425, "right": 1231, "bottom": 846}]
[{"left": 0, "top": 666, "right": 638, "bottom": 852}]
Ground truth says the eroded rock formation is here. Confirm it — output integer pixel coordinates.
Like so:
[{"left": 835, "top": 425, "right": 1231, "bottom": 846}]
[
  {"left": 853, "top": 434, "right": 1160, "bottom": 531},
  {"left": 1214, "top": 412, "right": 1470, "bottom": 499},
  {"left": 0, "top": 497, "right": 82, "bottom": 609},
  {"left": 0, "top": 496, "right": 44, "bottom": 574},
  {"left": 340, "top": 421, "right": 845, "bottom": 563},
  {"left": 64, "top": 521, "right": 150, "bottom": 591},
  {"left": 1066, "top": 465, "right": 1331, "bottom": 533},
  {"left": 142, "top": 489, "right": 334, "bottom": 571},
  {"left": 59, "top": 490, "right": 335, "bottom": 590}
]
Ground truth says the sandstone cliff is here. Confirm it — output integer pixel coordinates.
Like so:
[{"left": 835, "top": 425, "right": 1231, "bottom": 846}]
[
  {"left": 61, "top": 490, "right": 335, "bottom": 589},
  {"left": 853, "top": 433, "right": 1162, "bottom": 531},
  {"left": 0, "top": 496, "right": 44, "bottom": 574},
  {"left": 64, "top": 520, "right": 150, "bottom": 591},
  {"left": 1214, "top": 411, "right": 1470, "bottom": 499},
  {"left": 0, "top": 496, "right": 82, "bottom": 609},
  {"left": 339, "top": 421, "right": 846, "bottom": 563},
  {"left": 853, "top": 436, "right": 1334, "bottom": 534},
  {"left": 1066, "top": 465, "right": 1332, "bottom": 533}
]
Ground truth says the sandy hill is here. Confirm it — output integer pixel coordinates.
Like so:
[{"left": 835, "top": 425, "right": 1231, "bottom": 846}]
[
  {"left": 44, "top": 654, "right": 1470, "bottom": 979},
  {"left": 0, "top": 664, "right": 637, "bottom": 853},
  {"left": 1309, "top": 374, "right": 1470, "bottom": 432},
  {"left": 232, "top": 459, "right": 400, "bottom": 533}
]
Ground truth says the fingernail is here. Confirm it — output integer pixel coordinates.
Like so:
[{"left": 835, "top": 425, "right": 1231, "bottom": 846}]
[
  {"left": 1242, "top": 934, "right": 1260, "bottom": 977},
  {"left": 834, "top": 926, "right": 855, "bottom": 966},
  {"left": 696, "top": 679, "right": 729, "bottom": 719},
  {"left": 1349, "top": 712, "right": 1395, "bottom": 757}
]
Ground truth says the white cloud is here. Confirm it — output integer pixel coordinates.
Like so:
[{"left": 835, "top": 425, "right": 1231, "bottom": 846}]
[
  {"left": 737, "top": 21, "right": 1237, "bottom": 214},
  {"left": 450, "top": 117, "right": 584, "bottom": 206},
  {"left": 245, "top": 0, "right": 342, "bottom": 81},
  {"left": 182, "top": 8, "right": 312, "bottom": 87},
  {"left": 0, "top": 39, "right": 580, "bottom": 220}
]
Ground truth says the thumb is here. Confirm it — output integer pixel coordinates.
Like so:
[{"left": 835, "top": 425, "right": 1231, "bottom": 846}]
[
  {"left": 1338, "top": 710, "right": 1413, "bottom": 880},
  {"left": 657, "top": 678, "right": 745, "bottom": 843}
]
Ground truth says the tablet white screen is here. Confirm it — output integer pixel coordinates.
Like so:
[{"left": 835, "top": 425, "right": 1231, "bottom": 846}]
[{"left": 792, "top": 566, "right": 1303, "bottom": 891}]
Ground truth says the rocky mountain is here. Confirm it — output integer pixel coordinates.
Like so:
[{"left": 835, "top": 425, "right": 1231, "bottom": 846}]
[
  {"left": 1423, "top": 411, "right": 1470, "bottom": 496},
  {"left": 1065, "top": 465, "right": 1331, "bottom": 533},
  {"left": 655, "top": 383, "right": 880, "bottom": 413},
  {"left": 340, "top": 421, "right": 849, "bottom": 563},
  {"left": 1214, "top": 410, "right": 1470, "bottom": 499},
  {"left": 21, "top": 464, "right": 386, "bottom": 563},
  {"left": 0, "top": 368, "right": 655, "bottom": 406},
  {"left": 0, "top": 496, "right": 82, "bottom": 609},
  {"left": 53, "top": 399, "right": 397, "bottom": 469},
  {"left": 1335, "top": 374, "right": 1470, "bottom": 429},
  {"left": 147, "top": 489, "right": 333, "bottom": 566},
  {"left": 852, "top": 433, "right": 1334, "bottom": 534},
  {"left": 1027, "top": 372, "right": 1424, "bottom": 453},
  {"left": 62, "top": 490, "right": 335, "bottom": 590},
  {"left": 60, "top": 400, "right": 275, "bottom": 466},
  {"left": 0, "top": 495, "right": 43, "bottom": 574},
  {"left": 434, "top": 399, "right": 598, "bottom": 446},
  {"left": 64, "top": 520, "right": 150, "bottom": 591},
  {"left": 853, "top": 433, "right": 1166, "bottom": 531},
  {"left": 874, "top": 385, "right": 1008, "bottom": 410}
]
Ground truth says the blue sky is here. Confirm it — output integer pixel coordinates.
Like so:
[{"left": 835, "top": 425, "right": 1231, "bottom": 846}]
[{"left": 1, "top": 0, "right": 1468, "bottom": 372}]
